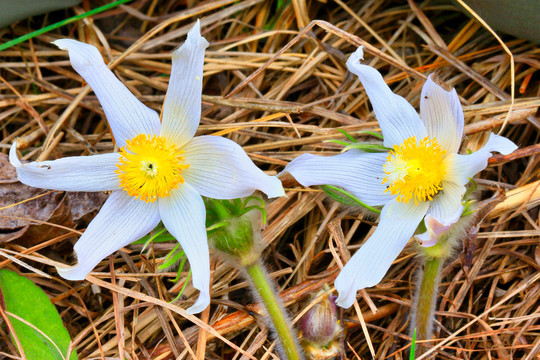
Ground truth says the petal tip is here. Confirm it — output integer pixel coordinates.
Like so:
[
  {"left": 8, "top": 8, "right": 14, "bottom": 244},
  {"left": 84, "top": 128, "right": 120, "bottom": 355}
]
[
  {"left": 185, "top": 290, "right": 210, "bottom": 314},
  {"left": 179, "top": 20, "right": 210, "bottom": 53},
  {"left": 52, "top": 38, "right": 69, "bottom": 50},
  {"left": 346, "top": 46, "right": 365, "bottom": 72},
  {"left": 263, "top": 176, "right": 286, "bottom": 198},
  {"left": 334, "top": 289, "right": 355, "bottom": 309},
  {"left": 334, "top": 269, "right": 363, "bottom": 309},
  {"left": 9, "top": 142, "right": 21, "bottom": 167},
  {"left": 488, "top": 133, "right": 517, "bottom": 155},
  {"left": 52, "top": 39, "right": 105, "bottom": 70},
  {"left": 56, "top": 264, "right": 87, "bottom": 281},
  {"left": 414, "top": 232, "right": 438, "bottom": 247},
  {"left": 279, "top": 153, "right": 317, "bottom": 187},
  {"left": 425, "top": 73, "right": 454, "bottom": 93}
]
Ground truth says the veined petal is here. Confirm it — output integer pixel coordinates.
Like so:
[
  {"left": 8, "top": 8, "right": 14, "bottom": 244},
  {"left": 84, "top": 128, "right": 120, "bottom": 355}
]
[
  {"left": 415, "top": 203, "right": 463, "bottom": 247},
  {"left": 160, "top": 20, "right": 209, "bottom": 147},
  {"left": 346, "top": 47, "right": 427, "bottom": 147},
  {"left": 335, "top": 200, "right": 429, "bottom": 308},
  {"left": 420, "top": 75, "right": 464, "bottom": 153},
  {"left": 445, "top": 133, "right": 517, "bottom": 186},
  {"left": 159, "top": 183, "right": 210, "bottom": 314},
  {"left": 10, "top": 142, "right": 121, "bottom": 192},
  {"left": 281, "top": 150, "right": 391, "bottom": 206},
  {"left": 426, "top": 181, "right": 465, "bottom": 222},
  {"left": 56, "top": 190, "right": 160, "bottom": 280},
  {"left": 53, "top": 39, "right": 160, "bottom": 147},
  {"left": 183, "top": 136, "right": 285, "bottom": 199},
  {"left": 415, "top": 180, "right": 465, "bottom": 247}
]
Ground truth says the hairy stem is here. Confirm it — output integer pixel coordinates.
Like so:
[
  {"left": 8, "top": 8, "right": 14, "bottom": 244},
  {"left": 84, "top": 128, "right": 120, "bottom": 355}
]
[
  {"left": 245, "top": 261, "right": 303, "bottom": 360},
  {"left": 413, "top": 256, "right": 443, "bottom": 355}
]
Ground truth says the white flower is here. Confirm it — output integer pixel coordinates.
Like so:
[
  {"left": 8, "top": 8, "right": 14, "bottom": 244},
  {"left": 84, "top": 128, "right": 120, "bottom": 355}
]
[
  {"left": 282, "top": 47, "right": 517, "bottom": 309},
  {"left": 10, "top": 21, "right": 284, "bottom": 314}
]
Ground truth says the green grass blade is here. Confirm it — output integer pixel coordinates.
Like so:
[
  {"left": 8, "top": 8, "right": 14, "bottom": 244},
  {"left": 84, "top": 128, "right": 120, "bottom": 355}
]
[
  {"left": 410, "top": 328, "right": 416, "bottom": 360},
  {"left": 0, "top": 0, "right": 132, "bottom": 51}
]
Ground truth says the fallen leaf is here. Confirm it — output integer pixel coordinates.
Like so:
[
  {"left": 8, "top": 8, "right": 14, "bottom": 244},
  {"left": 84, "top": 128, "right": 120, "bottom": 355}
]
[
  {"left": 0, "top": 153, "right": 107, "bottom": 246},
  {"left": 67, "top": 192, "right": 108, "bottom": 224}
]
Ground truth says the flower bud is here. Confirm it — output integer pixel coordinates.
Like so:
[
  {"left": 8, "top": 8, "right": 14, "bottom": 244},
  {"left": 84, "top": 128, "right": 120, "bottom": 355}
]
[
  {"left": 205, "top": 197, "right": 265, "bottom": 267},
  {"left": 298, "top": 288, "right": 342, "bottom": 359}
]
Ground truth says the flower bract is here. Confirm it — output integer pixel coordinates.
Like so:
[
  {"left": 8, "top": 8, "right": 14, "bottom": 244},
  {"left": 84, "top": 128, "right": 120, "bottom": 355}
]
[
  {"left": 281, "top": 47, "right": 517, "bottom": 309},
  {"left": 10, "top": 21, "right": 285, "bottom": 314}
]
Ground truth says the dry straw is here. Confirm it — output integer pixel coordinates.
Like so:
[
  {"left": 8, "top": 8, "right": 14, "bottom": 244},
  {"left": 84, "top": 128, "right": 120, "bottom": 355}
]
[{"left": 0, "top": 0, "right": 538, "bottom": 359}]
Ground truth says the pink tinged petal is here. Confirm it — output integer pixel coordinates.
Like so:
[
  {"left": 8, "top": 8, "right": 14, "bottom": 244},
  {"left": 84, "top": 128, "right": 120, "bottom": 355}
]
[
  {"left": 53, "top": 39, "right": 160, "bottom": 147},
  {"left": 182, "top": 136, "right": 285, "bottom": 199},
  {"left": 334, "top": 200, "right": 429, "bottom": 309},
  {"left": 160, "top": 20, "right": 209, "bottom": 147},
  {"left": 10, "top": 142, "right": 121, "bottom": 192},
  {"left": 346, "top": 47, "right": 427, "bottom": 147},
  {"left": 281, "top": 150, "right": 391, "bottom": 206},
  {"left": 420, "top": 75, "right": 464, "bottom": 153},
  {"left": 415, "top": 203, "right": 463, "bottom": 247},
  {"left": 56, "top": 190, "right": 160, "bottom": 280},
  {"left": 445, "top": 133, "right": 518, "bottom": 186},
  {"left": 159, "top": 184, "right": 210, "bottom": 314}
]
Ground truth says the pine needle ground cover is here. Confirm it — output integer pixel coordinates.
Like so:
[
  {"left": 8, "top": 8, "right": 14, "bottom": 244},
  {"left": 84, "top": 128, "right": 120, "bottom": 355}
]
[{"left": 0, "top": 1, "right": 538, "bottom": 359}]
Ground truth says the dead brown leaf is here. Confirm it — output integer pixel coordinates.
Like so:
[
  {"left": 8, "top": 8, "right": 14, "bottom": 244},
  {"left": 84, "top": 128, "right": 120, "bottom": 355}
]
[{"left": 0, "top": 153, "right": 107, "bottom": 246}]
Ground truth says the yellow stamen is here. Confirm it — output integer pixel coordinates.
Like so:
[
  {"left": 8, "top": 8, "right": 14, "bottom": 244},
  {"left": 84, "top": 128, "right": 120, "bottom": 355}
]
[
  {"left": 116, "top": 134, "right": 189, "bottom": 202},
  {"left": 383, "top": 136, "right": 446, "bottom": 204}
]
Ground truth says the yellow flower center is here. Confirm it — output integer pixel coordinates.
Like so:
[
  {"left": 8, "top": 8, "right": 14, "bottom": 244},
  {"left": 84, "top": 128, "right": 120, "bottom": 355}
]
[
  {"left": 116, "top": 134, "right": 189, "bottom": 203},
  {"left": 383, "top": 136, "right": 446, "bottom": 204}
]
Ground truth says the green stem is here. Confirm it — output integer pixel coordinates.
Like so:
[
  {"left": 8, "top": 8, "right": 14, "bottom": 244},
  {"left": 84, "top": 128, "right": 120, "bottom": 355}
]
[
  {"left": 245, "top": 262, "right": 302, "bottom": 360},
  {"left": 413, "top": 256, "right": 443, "bottom": 355}
]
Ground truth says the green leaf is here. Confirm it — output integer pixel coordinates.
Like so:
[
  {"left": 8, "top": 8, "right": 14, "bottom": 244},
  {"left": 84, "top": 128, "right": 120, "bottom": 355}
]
[
  {"left": 320, "top": 185, "right": 381, "bottom": 214},
  {"left": 0, "top": 269, "right": 77, "bottom": 360}
]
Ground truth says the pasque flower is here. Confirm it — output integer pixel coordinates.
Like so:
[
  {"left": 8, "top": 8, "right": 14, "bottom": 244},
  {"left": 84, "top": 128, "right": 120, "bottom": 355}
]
[
  {"left": 282, "top": 47, "right": 517, "bottom": 309},
  {"left": 10, "top": 21, "right": 284, "bottom": 314}
]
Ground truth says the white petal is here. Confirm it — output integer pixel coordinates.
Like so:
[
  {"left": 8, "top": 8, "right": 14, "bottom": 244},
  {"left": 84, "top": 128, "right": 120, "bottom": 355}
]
[
  {"left": 281, "top": 150, "right": 391, "bottom": 206},
  {"left": 159, "top": 183, "right": 210, "bottom": 314},
  {"left": 53, "top": 39, "right": 160, "bottom": 147},
  {"left": 10, "top": 142, "right": 120, "bottom": 192},
  {"left": 415, "top": 202, "right": 463, "bottom": 247},
  {"left": 420, "top": 75, "right": 464, "bottom": 153},
  {"left": 445, "top": 133, "right": 518, "bottom": 186},
  {"left": 56, "top": 191, "right": 160, "bottom": 280},
  {"left": 426, "top": 181, "right": 465, "bottom": 222},
  {"left": 335, "top": 200, "right": 429, "bottom": 308},
  {"left": 346, "top": 47, "right": 427, "bottom": 147},
  {"left": 160, "top": 20, "right": 209, "bottom": 147},
  {"left": 182, "top": 136, "right": 285, "bottom": 199}
]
